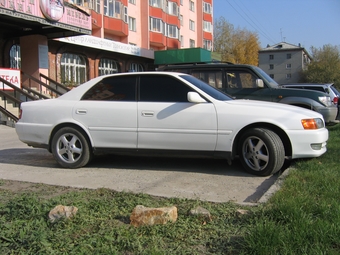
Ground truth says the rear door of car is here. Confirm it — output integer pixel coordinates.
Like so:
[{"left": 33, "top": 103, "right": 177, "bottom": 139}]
[
  {"left": 137, "top": 74, "right": 218, "bottom": 151},
  {"left": 72, "top": 75, "right": 138, "bottom": 148}
]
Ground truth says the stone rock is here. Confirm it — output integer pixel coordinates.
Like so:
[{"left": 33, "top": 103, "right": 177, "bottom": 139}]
[
  {"left": 236, "top": 209, "right": 249, "bottom": 216},
  {"left": 189, "top": 206, "right": 212, "bottom": 221},
  {"left": 48, "top": 205, "right": 78, "bottom": 223},
  {"left": 130, "top": 205, "right": 178, "bottom": 227}
]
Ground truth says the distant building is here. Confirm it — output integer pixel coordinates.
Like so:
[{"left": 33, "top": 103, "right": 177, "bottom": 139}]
[{"left": 258, "top": 42, "right": 312, "bottom": 84}]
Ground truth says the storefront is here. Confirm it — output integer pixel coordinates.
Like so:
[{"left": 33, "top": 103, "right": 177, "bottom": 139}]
[{"left": 0, "top": 0, "right": 154, "bottom": 88}]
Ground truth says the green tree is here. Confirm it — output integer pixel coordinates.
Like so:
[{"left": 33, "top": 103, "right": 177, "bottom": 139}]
[
  {"left": 213, "top": 17, "right": 260, "bottom": 65},
  {"left": 300, "top": 44, "right": 340, "bottom": 88}
]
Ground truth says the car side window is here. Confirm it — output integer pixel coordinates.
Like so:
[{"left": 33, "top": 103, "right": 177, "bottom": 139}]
[
  {"left": 226, "top": 71, "right": 258, "bottom": 89},
  {"left": 81, "top": 76, "right": 136, "bottom": 101},
  {"left": 191, "top": 70, "right": 223, "bottom": 89},
  {"left": 306, "top": 87, "right": 326, "bottom": 93},
  {"left": 139, "top": 75, "right": 193, "bottom": 102}
]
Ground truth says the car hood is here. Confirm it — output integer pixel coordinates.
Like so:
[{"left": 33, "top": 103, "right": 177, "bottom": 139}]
[{"left": 225, "top": 99, "right": 322, "bottom": 118}]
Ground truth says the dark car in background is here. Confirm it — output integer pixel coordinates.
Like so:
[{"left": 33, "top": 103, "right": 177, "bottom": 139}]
[
  {"left": 159, "top": 63, "right": 338, "bottom": 125},
  {"left": 281, "top": 83, "right": 340, "bottom": 120}
]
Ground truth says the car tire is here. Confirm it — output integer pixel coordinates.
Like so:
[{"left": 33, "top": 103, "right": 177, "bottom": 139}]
[
  {"left": 238, "top": 128, "right": 285, "bottom": 176},
  {"left": 51, "top": 127, "right": 92, "bottom": 168}
]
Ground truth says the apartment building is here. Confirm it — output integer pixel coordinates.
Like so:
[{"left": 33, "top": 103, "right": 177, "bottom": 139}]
[
  {"left": 0, "top": 0, "right": 213, "bottom": 87},
  {"left": 258, "top": 42, "right": 312, "bottom": 84}
]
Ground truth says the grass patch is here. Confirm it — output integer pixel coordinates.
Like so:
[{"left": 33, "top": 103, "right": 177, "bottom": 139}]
[{"left": 1, "top": 125, "right": 340, "bottom": 254}]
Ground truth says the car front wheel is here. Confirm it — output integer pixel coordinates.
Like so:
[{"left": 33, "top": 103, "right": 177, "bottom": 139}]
[
  {"left": 238, "top": 128, "right": 285, "bottom": 176},
  {"left": 51, "top": 127, "right": 92, "bottom": 168}
]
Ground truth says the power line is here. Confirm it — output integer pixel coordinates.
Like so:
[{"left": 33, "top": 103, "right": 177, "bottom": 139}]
[{"left": 224, "top": 0, "right": 277, "bottom": 45}]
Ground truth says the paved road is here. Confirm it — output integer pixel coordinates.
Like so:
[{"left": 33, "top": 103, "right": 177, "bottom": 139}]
[{"left": 0, "top": 125, "right": 280, "bottom": 204}]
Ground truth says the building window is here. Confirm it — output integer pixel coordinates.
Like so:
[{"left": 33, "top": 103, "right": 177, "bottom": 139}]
[
  {"left": 60, "top": 53, "right": 87, "bottom": 86},
  {"left": 203, "top": 39, "right": 211, "bottom": 51},
  {"left": 104, "top": 0, "right": 122, "bottom": 18},
  {"left": 190, "top": 39, "right": 195, "bottom": 48},
  {"left": 270, "top": 74, "right": 274, "bottom": 79},
  {"left": 99, "top": 58, "right": 119, "bottom": 76},
  {"left": 129, "top": 63, "right": 144, "bottom": 72},
  {"left": 129, "top": 17, "right": 136, "bottom": 31},
  {"left": 73, "top": 0, "right": 100, "bottom": 12},
  {"left": 189, "top": 0, "right": 194, "bottom": 11},
  {"left": 269, "top": 54, "right": 274, "bottom": 60},
  {"left": 180, "top": 35, "right": 184, "bottom": 47},
  {"left": 180, "top": 0, "right": 183, "bottom": 5},
  {"left": 203, "top": 21, "right": 212, "bottom": 32},
  {"left": 129, "top": 0, "right": 135, "bottom": 4},
  {"left": 189, "top": 20, "right": 195, "bottom": 31},
  {"left": 180, "top": 15, "right": 183, "bottom": 26},
  {"left": 203, "top": 2, "right": 212, "bottom": 14},
  {"left": 168, "top": 1, "right": 179, "bottom": 16},
  {"left": 287, "top": 53, "right": 291, "bottom": 59},
  {"left": 286, "top": 74, "right": 292, "bottom": 79},
  {"left": 149, "top": 0, "right": 163, "bottom": 8},
  {"left": 269, "top": 64, "right": 274, "bottom": 70},
  {"left": 10, "top": 44, "right": 21, "bottom": 69},
  {"left": 286, "top": 63, "right": 291, "bottom": 69},
  {"left": 167, "top": 24, "right": 179, "bottom": 38},
  {"left": 124, "top": 6, "right": 128, "bottom": 22},
  {"left": 150, "top": 17, "right": 164, "bottom": 33}
]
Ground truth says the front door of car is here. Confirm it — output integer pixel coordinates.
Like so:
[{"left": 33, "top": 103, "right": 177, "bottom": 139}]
[
  {"left": 225, "top": 69, "right": 274, "bottom": 102},
  {"left": 137, "top": 74, "right": 218, "bottom": 151},
  {"left": 72, "top": 75, "right": 138, "bottom": 148}
]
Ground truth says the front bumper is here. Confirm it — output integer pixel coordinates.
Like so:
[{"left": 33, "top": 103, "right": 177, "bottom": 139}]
[
  {"left": 287, "top": 127, "right": 328, "bottom": 159},
  {"left": 315, "top": 105, "right": 338, "bottom": 125}
]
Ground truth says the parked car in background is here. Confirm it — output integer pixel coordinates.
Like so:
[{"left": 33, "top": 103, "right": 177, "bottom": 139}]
[
  {"left": 158, "top": 63, "right": 338, "bottom": 125},
  {"left": 281, "top": 83, "right": 340, "bottom": 120},
  {"left": 16, "top": 72, "right": 328, "bottom": 176}
]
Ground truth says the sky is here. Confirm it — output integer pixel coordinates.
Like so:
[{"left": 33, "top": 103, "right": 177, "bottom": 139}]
[{"left": 213, "top": 0, "right": 340, "bottom": 53}]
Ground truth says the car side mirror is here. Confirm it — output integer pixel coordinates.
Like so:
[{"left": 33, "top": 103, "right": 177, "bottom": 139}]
[
  {"left": 187, "top": 92, "right": 207, "bottom": 103},
  {"left": 256, "top": 79, "right": 264, "bottom": 88}
]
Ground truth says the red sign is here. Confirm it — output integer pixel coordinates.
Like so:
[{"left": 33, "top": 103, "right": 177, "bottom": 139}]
[{"left": 0, "top": 68, "right": 21, "bottom": 90}]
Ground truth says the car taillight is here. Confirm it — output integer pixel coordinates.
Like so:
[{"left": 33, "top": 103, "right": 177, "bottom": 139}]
[{"left": 333, "top": 96, "right": 338, "bottom": 105}]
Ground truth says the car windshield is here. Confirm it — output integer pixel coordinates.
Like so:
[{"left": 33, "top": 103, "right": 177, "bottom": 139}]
[
  {"left": 254, "top": 66, "right": 279, "bottom": 88},
  {"left": 180, "top": 75, "right": 233, "bottom": 101}
]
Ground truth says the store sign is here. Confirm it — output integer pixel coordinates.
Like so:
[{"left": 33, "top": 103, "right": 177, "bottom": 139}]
[
  {"left": 56, "top": 35, "right": 155, "bottom": 58},
  {"left": 0, "top": 68, "right": 21, "bottom": 90},
  {"left": 0, "top": 0, "right": 91, "bottom": 34}
]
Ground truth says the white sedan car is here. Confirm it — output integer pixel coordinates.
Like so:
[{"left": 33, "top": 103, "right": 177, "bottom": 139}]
[{"left": 16, "top": 72, "right": 328, "bottom": 176}]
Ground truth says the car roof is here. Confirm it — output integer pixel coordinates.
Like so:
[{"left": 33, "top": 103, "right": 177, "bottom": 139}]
[
  {"left": 282, "top": 83, "right": 334, "bottom": 87},
  {"left": 158, "top": 63, "right": 254, "bottom": 69}
]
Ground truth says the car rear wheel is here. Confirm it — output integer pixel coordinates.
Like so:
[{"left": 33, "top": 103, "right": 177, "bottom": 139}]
[
  {"left": 238, "top": 128, "right": 285, "bottom": 176},
  {"left": 51, "top": 127, "right": 92, "bottom": 168}
]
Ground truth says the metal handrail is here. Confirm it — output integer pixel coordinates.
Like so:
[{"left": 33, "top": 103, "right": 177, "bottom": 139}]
[
  {"left": 39, "top": 73, "right": 70, "bottom": 94},
  {"left": 0, "top": 105, "right": 18, "bottom": 122},
  {"left": 0, "top": 77, "right": 36, "bottom": 102}
]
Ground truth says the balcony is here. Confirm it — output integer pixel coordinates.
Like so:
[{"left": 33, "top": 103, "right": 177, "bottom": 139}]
[
  {"left": 149, "top": 31, "right": 166, "bottom": 48},
  {"left": 103, "top": 16, "right": 128, "bottom": 36}
]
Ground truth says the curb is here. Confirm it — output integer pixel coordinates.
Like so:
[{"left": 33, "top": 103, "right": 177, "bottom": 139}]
[{"left": 257, "top": 167, "right": 292, "bottom": 204}]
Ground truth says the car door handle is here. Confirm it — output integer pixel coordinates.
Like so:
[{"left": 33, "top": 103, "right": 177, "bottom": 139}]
[
  {"left": 76, "top": 109, "right": 87, "bottom": 114},
  {"left": 141, "top": 111, "right": 154, "bottom": 117}
]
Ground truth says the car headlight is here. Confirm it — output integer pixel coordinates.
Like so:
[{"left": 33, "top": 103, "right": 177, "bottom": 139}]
[
  {"left": 301, "top": 118, "right": 324, "bottom": 129},
  {"left": 318, "top": 96, "right": 332, "bottom": 106}
]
